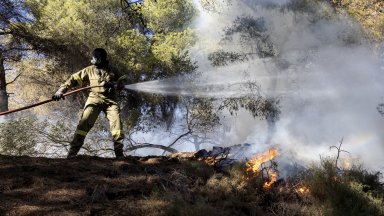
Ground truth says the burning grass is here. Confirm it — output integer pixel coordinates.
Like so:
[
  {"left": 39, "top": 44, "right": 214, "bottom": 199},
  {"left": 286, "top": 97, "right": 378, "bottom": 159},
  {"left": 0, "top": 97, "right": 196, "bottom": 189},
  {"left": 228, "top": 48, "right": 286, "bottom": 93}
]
[
  {"left": 0, "top": 153, "right": 382, "bottom": 216},
  {"left": 245, "top": 147, "right": 280, "bottom": 189}
]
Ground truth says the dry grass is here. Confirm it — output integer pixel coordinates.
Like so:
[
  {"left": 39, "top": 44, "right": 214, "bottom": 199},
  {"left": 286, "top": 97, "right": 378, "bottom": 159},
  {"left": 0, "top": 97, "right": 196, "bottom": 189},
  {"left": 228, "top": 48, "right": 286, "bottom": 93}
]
[
  {"left": 331, "top": 0, "right": 384, "bottom": 40},
  {"left": 0, "top": 154, "right": 382, "bottom": 216}
]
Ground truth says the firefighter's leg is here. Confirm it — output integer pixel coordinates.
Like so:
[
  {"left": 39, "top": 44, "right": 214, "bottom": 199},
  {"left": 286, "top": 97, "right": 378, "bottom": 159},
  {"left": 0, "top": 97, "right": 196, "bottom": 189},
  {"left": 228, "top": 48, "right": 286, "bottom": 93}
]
[
  {"left": 67, "top": 103, "right": 102, "bottom": 158},
  {"left": 105, "top": 104, "right": 124, "bottom": 158}
]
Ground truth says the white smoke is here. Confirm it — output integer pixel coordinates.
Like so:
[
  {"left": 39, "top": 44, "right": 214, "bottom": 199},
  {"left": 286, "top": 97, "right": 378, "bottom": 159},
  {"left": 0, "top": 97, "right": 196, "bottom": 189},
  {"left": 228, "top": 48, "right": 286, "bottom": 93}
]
[{"left": 189, "top": 0, "right": 384, "bottom": 172}]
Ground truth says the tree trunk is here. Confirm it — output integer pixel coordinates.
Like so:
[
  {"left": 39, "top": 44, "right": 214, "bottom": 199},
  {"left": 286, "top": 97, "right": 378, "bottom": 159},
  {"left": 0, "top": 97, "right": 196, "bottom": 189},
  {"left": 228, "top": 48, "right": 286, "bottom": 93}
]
[
  {"left": 0, "top": 52, "right": 8, "bottom": 112},
  {"left": 193, "top": 136, "right": 200, "bottom": 151}
]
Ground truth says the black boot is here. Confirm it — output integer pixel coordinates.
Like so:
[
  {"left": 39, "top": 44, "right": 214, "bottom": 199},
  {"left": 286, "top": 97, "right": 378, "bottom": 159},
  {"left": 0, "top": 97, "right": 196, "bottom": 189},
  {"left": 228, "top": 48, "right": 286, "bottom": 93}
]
[
  {"left": 67, "top": 134, "right": 85, "bottom": 158},
  {"left": 67, "top": 146, "right": 80, "bottom": 159},
  {"left": 114, "top": 148, "right": 124, "bottom": 159}
]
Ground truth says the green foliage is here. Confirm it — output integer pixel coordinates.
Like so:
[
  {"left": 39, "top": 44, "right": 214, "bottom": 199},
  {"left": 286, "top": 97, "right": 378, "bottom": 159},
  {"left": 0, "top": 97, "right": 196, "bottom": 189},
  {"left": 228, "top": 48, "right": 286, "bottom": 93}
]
[
  {"left": 199, "top": 0, "right": 232, "bottom": 13},
  {"left": 348, "top": 166, "right": 384, "bottom": 197},
  {"left": 24, "top": 0, "right": 197, "bottom": 78},
  {"left": 16, "top": 0, "right": 199, "bottom": 133},
  {"left": 208, "top": 50, "right": 248, "bottom": 67},
  {"left": 219, "top": 96, "right": 280, "bottom": 120},
  {"left": 223, "top": 16, "right": 276, "bottom": 58},
  {"left": 113, "top": 29, "right": 150, "bottom": 74},
  {"left": 306, "top": 157, "right": 384, "bottom": 216},
  {"left": 141, "top": 0, "right": 196, "bottom": 33},
  {"left": 0, "top": 117, "right": 39, "bottom": 156},
  {"left": 0, "top": 115, "right": 117, "bottom": 157},
  {"left": 152, "top": 29, "right": 196, "bottom": 69},
  {"left": 182, "top": 97, "right": 220, "bottom": 133},
  {"left": 205, "top": 13, "right": 282, "bottom": 122}
]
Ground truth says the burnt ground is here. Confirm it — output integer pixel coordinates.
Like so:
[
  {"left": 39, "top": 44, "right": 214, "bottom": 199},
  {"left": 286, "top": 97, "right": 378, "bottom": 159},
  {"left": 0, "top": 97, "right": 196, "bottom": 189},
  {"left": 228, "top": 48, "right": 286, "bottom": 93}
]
[{"left": 0, "top": 154, "right": 216, "bottom": 216}]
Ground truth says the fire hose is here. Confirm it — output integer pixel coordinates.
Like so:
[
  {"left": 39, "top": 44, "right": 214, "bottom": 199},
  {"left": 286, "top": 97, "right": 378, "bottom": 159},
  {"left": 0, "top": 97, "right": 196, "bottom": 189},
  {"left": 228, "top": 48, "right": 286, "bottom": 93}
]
[{"left": 0, "top": 85, "right": 103, "bottom": 116}]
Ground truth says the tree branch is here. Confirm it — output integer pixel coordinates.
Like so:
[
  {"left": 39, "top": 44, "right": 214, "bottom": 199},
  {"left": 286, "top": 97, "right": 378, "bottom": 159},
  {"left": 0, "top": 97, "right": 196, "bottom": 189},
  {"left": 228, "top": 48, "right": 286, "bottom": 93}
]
[
  {"left": 127, "top": 143, "right": 177, "bottom": 153},
  {"left": 6, "top": 72, "right": 22, "bottom": 85},
  {"left": 3, "top": 56, "right": 21, "bottom": 62},
  {"left": 7, "top": 47, "right": 34, "bottom": 52},
  {"left": 329, "top": 138, "right": 350, "bottom": 169},
  {"left": 0, "top": 30, "right": 12, "bottom": 35},
  {"left": 29, "top": 76, "right": 56, "bottom": 87}
]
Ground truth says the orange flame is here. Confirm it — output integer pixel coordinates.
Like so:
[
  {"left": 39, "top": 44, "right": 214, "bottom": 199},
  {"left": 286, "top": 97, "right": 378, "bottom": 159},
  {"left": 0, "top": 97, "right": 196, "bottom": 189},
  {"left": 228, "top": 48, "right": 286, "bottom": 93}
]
[
  {"left": 295, "top": 186, "right": 310, "bottom": 195},
  {"left": 263, "top": 170, "right": 278, "bottom": 188},
  {"left": 246, "top": 148, "right": 279, "bottom": 172},
  {"left": 245, "top": 148, "right": 280, "bottom": 188},
  {"left": 341, "top": 157, "right": 351, "bottom": 170}
]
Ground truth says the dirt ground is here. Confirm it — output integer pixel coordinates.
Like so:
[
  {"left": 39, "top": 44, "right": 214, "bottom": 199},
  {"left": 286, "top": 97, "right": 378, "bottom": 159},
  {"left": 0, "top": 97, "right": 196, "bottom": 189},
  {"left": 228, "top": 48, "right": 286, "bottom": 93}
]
[
  {"left": 0, "top": 154, "right": 205, "bottom": 216},
  {"left": 2, "top": 154, "right": 382, "bottom": 216}
]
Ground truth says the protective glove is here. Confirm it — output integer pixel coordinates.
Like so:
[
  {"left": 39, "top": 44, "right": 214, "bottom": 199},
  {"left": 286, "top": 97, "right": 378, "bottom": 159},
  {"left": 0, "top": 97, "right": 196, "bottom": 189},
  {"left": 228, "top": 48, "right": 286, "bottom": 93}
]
[
  {"left": 52, "top": 90, "right": 65, "bottom": 101},
  {"left": 104, "top": 82, "right": 116, "bottom": 94},
  {"left": 116, "top": 82, "right": 125, "bottom": 91}
]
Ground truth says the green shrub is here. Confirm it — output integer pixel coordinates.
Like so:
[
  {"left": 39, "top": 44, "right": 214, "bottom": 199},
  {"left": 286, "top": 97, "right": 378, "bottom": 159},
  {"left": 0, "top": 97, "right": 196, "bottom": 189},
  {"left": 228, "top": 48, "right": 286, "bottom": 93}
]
[
  {"left": 0, "top": 117, "right": 40, "bottom": 156},
  {"left": 306, "top": 157, "right": 384, "bottom": 216}
]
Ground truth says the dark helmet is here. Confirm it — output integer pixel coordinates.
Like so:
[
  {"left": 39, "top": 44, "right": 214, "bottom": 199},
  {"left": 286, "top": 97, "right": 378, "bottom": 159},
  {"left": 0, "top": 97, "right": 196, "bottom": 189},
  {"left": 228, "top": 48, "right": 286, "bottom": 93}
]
[{"left": 91, "top": 48, "right": 108, "bottom": 67}]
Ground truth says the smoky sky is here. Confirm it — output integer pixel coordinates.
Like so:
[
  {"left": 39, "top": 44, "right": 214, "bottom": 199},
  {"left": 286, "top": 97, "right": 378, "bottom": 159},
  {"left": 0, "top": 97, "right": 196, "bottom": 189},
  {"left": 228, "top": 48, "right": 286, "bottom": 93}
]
[{"left": 190, "top": 0, "right": 384, "bottom": 172}]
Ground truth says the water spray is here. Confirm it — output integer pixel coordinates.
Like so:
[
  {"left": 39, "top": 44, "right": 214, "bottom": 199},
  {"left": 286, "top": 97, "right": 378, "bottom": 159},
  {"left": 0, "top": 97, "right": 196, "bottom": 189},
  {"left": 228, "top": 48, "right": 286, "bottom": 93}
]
[{"left": 124, "top": 77, "right": 260, "bottom": 98}]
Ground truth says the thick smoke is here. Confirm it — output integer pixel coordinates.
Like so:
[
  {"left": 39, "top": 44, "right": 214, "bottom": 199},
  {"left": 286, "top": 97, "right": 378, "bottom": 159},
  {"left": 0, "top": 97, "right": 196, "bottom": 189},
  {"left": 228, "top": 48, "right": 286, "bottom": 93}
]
[{"left": 190, "top": 0, "right": 384, "bottom": 172}]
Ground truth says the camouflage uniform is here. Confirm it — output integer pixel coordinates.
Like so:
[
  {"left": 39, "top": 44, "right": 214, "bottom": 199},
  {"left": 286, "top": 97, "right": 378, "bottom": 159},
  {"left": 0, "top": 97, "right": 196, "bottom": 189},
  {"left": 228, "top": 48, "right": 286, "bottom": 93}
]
[{"left": 58, "top": 65, "right": 126, "bottom": 157}]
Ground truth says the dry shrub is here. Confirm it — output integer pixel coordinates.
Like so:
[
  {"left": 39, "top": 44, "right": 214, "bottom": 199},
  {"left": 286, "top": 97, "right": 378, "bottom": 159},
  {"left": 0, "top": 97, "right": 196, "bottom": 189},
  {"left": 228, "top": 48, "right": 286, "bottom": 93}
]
[
  {"left": 185, "top": 163, "right": 265, "bottom": 215},
  {"left": 204, "top": 165, "right": 250, "bottom": 201},
  {"left": 269, "top": 201, "right": 324, "bottom": 216}
]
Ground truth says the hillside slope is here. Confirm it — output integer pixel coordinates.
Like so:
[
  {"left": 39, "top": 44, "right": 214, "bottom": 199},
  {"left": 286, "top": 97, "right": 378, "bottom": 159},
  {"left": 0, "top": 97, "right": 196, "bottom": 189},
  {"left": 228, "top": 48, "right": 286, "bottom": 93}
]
[
  {"left": 0, "top": 155, "right": 212, "bottom": 216},
  {"left": 0, "top": 154, "right": 383, "bottom": 216}
]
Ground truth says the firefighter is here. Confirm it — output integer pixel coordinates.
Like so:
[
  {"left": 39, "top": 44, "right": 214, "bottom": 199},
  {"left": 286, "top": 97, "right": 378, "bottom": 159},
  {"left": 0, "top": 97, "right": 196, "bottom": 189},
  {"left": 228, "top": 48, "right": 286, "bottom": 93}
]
[{"left": 52, "top": 48, "right": 126, "bottom": 159}]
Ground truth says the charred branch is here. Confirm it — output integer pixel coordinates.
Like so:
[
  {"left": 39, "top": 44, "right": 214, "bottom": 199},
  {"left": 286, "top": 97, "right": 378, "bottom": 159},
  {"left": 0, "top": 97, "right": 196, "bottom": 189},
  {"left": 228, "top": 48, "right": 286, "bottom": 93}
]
[{"left": 330, "top": 138, "right": 350, "bottom": 169}]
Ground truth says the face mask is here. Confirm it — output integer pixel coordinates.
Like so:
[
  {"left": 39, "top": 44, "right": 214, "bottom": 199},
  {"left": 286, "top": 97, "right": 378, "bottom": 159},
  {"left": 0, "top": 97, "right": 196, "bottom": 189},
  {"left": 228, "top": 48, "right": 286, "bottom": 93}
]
[{"left": 91, "top": 56, "right": 101, "bottom": 65}]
